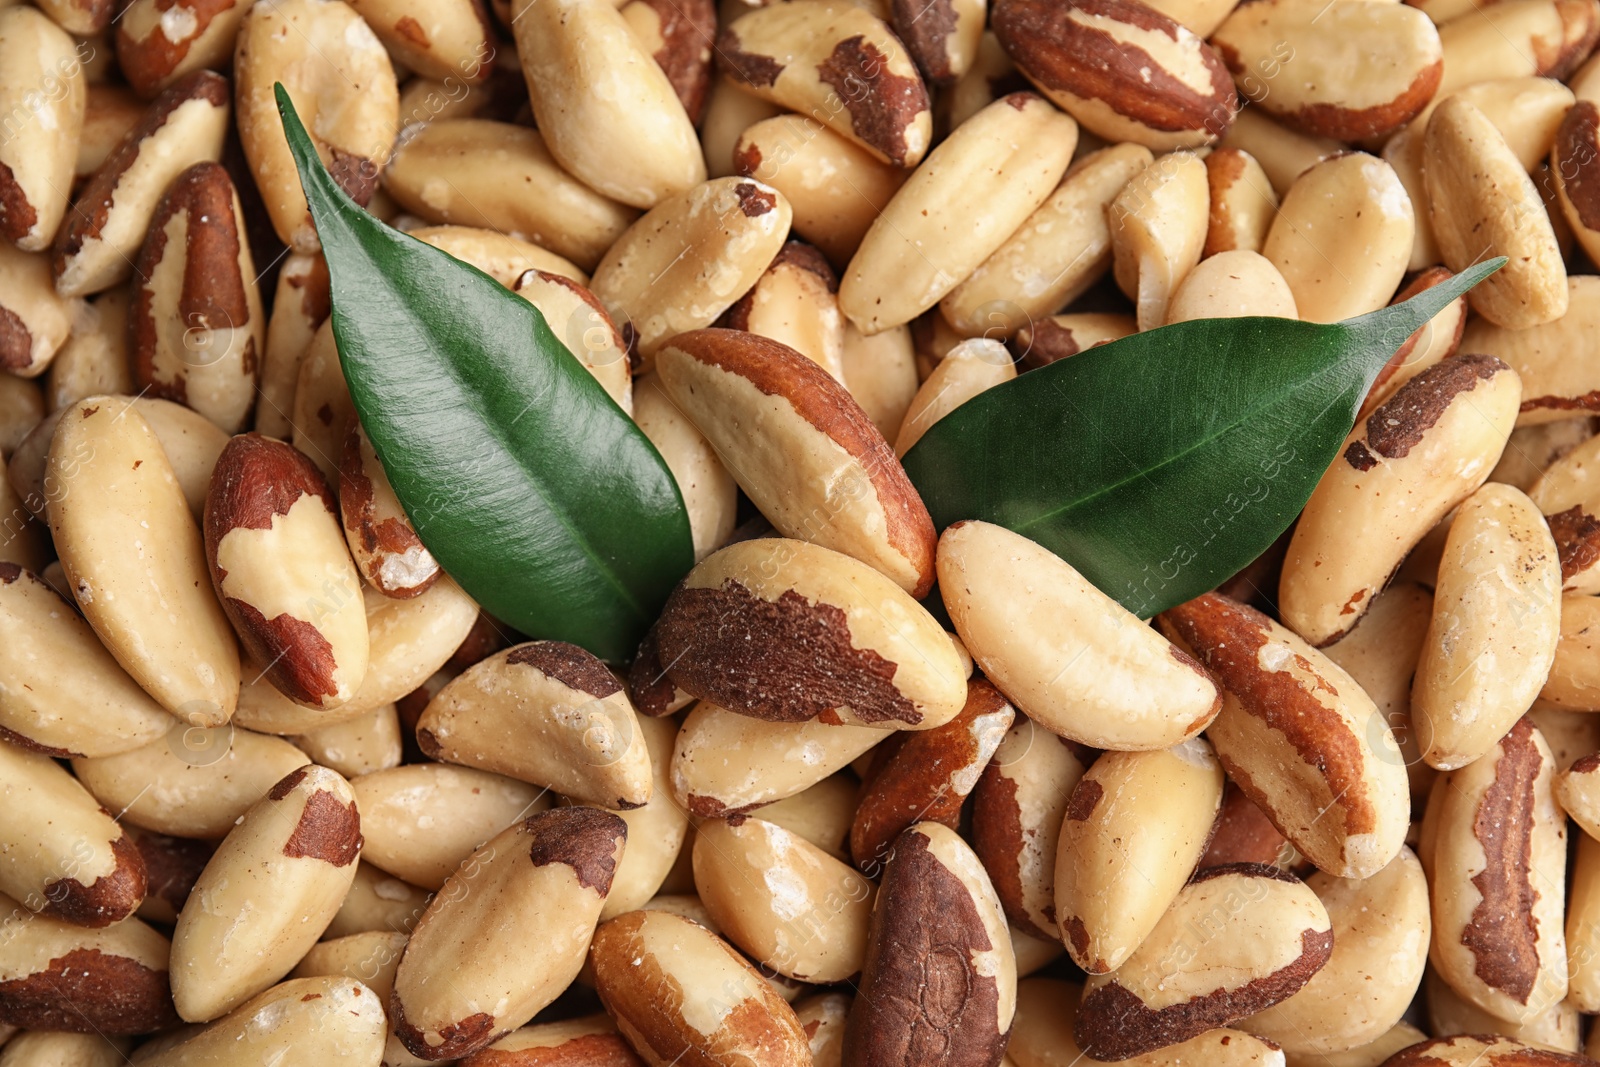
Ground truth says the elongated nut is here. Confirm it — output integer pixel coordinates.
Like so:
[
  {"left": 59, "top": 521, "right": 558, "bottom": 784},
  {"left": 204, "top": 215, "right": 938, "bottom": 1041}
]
[
  {"left": 653, "top": 331, "right": 937, "bottom": 596},
  {"left": 1436, "top": 0, "right": 1600, "bottom": 99},
  {"left": 1427, "top": 97, "right": 1566, "bottom": 329},
  {"left": 0, "top": 8, "right": 86, "bottom": 252},
  {"left": 1109, "top": 150, "right": 1208, "bottom": 330},
  {"left": 1553, "top": 99, "right": 1600, "bottom": 265},
  {"left": 892, "top": 0, "right": 985, "bottom": 86},
  {"left": 383, "top": 120, "right": 637, "bottom": 273},
  {"left": 1543, "top": 592, "right": 1600, "bottom": 708},
  {"left": 591, "top": 178, "right": 792, "bottom": 364},
  {"left": 48, "top": 397, "right": 240, "bottom": 724},
  {"left": 0, "top": 254, "right": 71, "bottom": 387},
  {"left": 53, "top": 70, "right": 230, "bottom": 298},
  {"left": 339, "top": 422, "right": 439, "bottom": 599},
  {"left": 1212, "top": 0, "right": 1441, "bottom": 140},
  {"left": 409, "top": 225, "right": 588, "bottom": 287},
  {"left": 850, "top": 678, "right": 1014, "bottom": 869},
  {"left": 1161, "top": 593, "right": 1410, "bottom": 878},
  {"left": 1010, "top": 312, "right": 1136, "bottom": 369},
  {"left": 720, "top": 242, "right": 846, "bottom": 382},
  {"left": 257, "top": 252, "right": 329, "bottom": 439},
  {"left": 993, "top": 0, "right": 1236, "bottom": 149},
  {"left": 841, "top": 321, "right": 920, "bottom": 443},
  {"left": 1217, "top": 107, "right": 1342, "bottom": 198},
  {"left": 1426, "top": 968, "right": 1581, "bottom": 1050},
  {"left": 347, "top": 0, "right": 493, "bottom": 82},
  {"left": 0, "top": 740, "right": 146, "bottom": 926},
  {"left": 701, "top": 75, "right": 784, "bottom": 179},
  {"left": 72, "top": 728, "right": 310, "bottom": 840},
  {"left": 460, "top": 1015, "right": 642, "bottom": 1067},
  {"left": 140, "top": 976, "right": 387, "bottom": 1066},
  {"left": 1205, "top": 146, "right": 1278, "bottom": 257},
  {"left": 1165, "top": 250, "right": 1297, "bottom": 324},
  {"left": 1378, "top": 1036, "right": 1589, "bottom": 1066},
  {"left": 1420, "top": 76, "right": 1576, "bottom": 174},
  {"left": 843, "top": 822, "right": 1016, "bottom": 1067},
  {"left": 1567, "top": 829, "right": 1600, "bottom": 1011},
  {"left": 586, "top": 715, "right": 685, "bottom": 922},
  {"left": 939, "top": 520, "right": 1221, "bottom": 750},
  {"left": 116, "top": 0, "right": 254, "bottom": 98},
  {"left": 235, "top": 0, "right": 400, "bottom": 252},
  {"left": 322, "top": 861, "right": 430, "bottom": 940},
  {"left": 1263, "top": 153, "right": 1414, "bottom": 324},
  {"left": 1412, "top": 484, "right": 1561, "bottom": 769},
  {"left": 47, "top": 286, "right": 134, "bottom": 410},
  {"left": 620, "top": 0, "right": 716, "bottom": 122},
  {"left": 1462, "top": 277, "right": 1600, "bottom": 425},
  {"left": 840, "top": 93, "right": 1078, "bottom": 335},
  {"left": 131, "top": 162, "right": 263, "bottom": 434},
  {"left": 1239, "top": 848, "right": 1429, "bottom": 1054},
  {"left": 512, "top": 0, "right": 703, "bottom": 209},
  {"left": 1430, "top": 717, "right": 1567, "bottom": 1023},
  {"left": 291, "top": 702, "right": 402, "bottom": 779},
  {"left": 1360, "top": 268, "right": 1470, "bottom": 420},
  {"left": 351, "top": 763, "right": 549, "bottom": 890},
  {"left": 0, "top": 893, "right": 176, "bottom": 1034},
  {"left": 1055, "top": 738, "right": 1224, "bottom": 975},
  {"left": 718, "top": 0, "right": 932, "bottom": 166},
  {"left": 513, "top": 269, "right": 633, "bottom": 411},
  {"left": 894, "top": 339, "right": 1014, "bottom": 456},
  {"left": 1279, "top": 355, "right": 1521, "bottom": 646},
  {"left": 1075, "top": 864, "right": 1332, "bottom": 1060},
  {"left": 204, "top": 434, "right": 369, "bottom": 711},
  {"left": 631, "top": 373, "right": 737, "bottom": 563}
]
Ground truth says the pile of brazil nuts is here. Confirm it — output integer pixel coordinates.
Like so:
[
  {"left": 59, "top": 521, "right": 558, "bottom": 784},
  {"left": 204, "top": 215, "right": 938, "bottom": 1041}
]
[{"left": 7, "top": 0, "right": 1600, "bottom": 1062}]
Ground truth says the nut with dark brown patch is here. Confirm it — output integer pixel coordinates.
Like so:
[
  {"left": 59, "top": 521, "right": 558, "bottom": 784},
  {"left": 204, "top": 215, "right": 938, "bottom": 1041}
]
[
  {"left": 131, "top": 161, "right": 264, "bottom": 435},
  {"left": 718, "top": 241, "right": 848, "bottom": 383},
  {"left": 393, "top": 807, "right": 626, "bottom": 1061},
  {"left": 842, "top": 821, "right": 1016, "bottom": 1067},
  {"left": 0, "top": 244, "right": 72, "bottom": 381},
  {"left": 0, "top": 7, "right": 86, "bottom": 252},
  {"left": 347, "top": 0, "right": 494, "bottom": 83},
  {"left": 340, "top": 422, "right": 440, "bottom": 600},
  {"left": 893, "top": 0, "right": 985, "bottom": 86},
  {"left": 115, "top": 0, "right": 254, "bottom": 99},
  {"left": 1429, "top": 716, "right": 1567, "bottom": 1024},
  {"left": 127, "top": 828, "right": 212, "bottom": 926},
  {"left": 1553, "top": 98, "right": 1600, "bottom": 266},
  {"left": 513, "top": 268, "right": 634, "bottom": 410},
  {"left": 1436, "top": 0, "right": 1600, "bottom": 100},
  {"left": 619, "top": 0, "right": 716, "bottom": 123},
  {"left": 417, "top": 639, "right": 653, "bottom": 809},
  {"left": 170, "top": 764, "right": 363, "bottom": 1022},
  {"left": 205, "top": 433, "right": 370, "bottom": 710},
  {"left": 53, "top": 70, "right": 230, "bottom": 298},
  {"left": 1379, "top": 1034, "right": 1589, "bottom": 1065},
  {"left": 1279, "top": 354, "right": 1521, "bottom": 646},
  {"left": 1204, "top": 146, "right": 1278, "bottom": 258},
  {"left": 717, "top": 0, "right": 933, "bottom": 167},
  {"left": 1557, "top": 751, "right": 1600, "bottom": 841},
  {"left": 146, "top": 975, "right": 388, "bottom": 1063},
  {"left": 459, "top": 1013, "right": 645, "bottom": 1066},
  {"left": 1074, "top": 864, "right": 1332, "bottom": 1061},
  {"left": 1009, "top": 312, "right": 1136, "bottom": 371},
  {"left": 656, "top": 538, "right": 964, "bottom": 729},
  {"left": 1359, "top": 267, "right": 1470, "bottom": 421},
  {"left": 993, "top": 0, "right": 1237, "bottom": 151}
]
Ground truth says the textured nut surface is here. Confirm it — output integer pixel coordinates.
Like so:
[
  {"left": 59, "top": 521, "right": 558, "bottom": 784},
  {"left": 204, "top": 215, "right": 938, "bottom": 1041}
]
[
  {"left": 1165, "top": 249, "right": 1298, "bottom": 324},
  {"left": 1109, "top": 149, "right": 1209, "bottom": 330},
  {"left": 115, "top": 0, "right": 253, "bottom": 98},
  {"left": 1379, "top": 1035, "right": 1590, "bottom": 1065},
  {"left": 460, "top": 1013, "right": 644, "bottom": 1066},
  {"left": 588, "top": 714, "right": 685, "bottom": 921},
  {"left": 1160, "top": 593, "right": 1410, "bottom": 879},
  {"left": 141, "top": 975, "right": 387, "bottom": 1065},
  {"left": 656, "top": 332, "right": 935, "bottom": 595},
  {"left": 47, "top": 286, "right": 134, "bottom": 411},
  {"left": 1217, "top": 107, "right": 1343, "bottom": 197},
  {"left": 894, "top": 0, "right": 985, "bottom": 86},
  {"left": 1010, "top": 312, "right": 1137, "bottom": 370},
  {"left": 1423, "top": 965, "right": 1580, "bottom": 1051},
  {"left": 0, "top": 7, "right": 86, "bottom": 252},
  {"left": 1436, "top": 0, "right": 1600, "bottom": 99},
  {"left": 0, "top": 246, "right": 72, "bottom": 381},
  {"left": 1566, "top": 829, "right": 1600, "bottom": 1011},
  {"left": 719, "top": 241, "right": 847, "bottom": 383},
  {"left": 631, "top": 372, "right": 737, "bottom": 563},
  {"left": 840, "top": 320, "right": 920, "bottom": 442},
  {"left": 258, "top": 252, "right": 330, "bottom": 440},
  {"left": 339, "top": 422, "right": 439, "bottom": 599},
  {"left": 619, "top": 0, "right": 716, "bottom": 123},
  {"left": 894, "top": 339, "right": 1015, "bottom": 457},
  {"left": 290, "top": 701, "right": 403, "bottom": 779},
  {"left": 409, "top": 225, "right": 588, "bottom": 287},
  {"left": 940, "top": 520, "right": 1221, "bottom": 750},
  {"left": 513, "top": 268, "right": 633, "bottom": 413},
  {"left": 1359, "top": 268, "right": 1469, "bottom": 420},
  {"left": 347, "top": 0, "right": 493, "bottom": 82},
  {"left": 1462, "top": 276, "right": 1600, "bottom": 425},
  {"left": 1204, "top": 146, "right": 1278, "bottom": 257},
  {"left": 323, "top": 860, "right": 431, "bottom": 940}
]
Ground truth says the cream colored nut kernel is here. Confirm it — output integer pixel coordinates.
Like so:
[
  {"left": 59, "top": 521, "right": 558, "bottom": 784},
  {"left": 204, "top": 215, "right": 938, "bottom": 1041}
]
[
  {"left": 894, "top": 338, "right": 1015, "bottom": 456},
  {"left": 289, "top": 319, "right": 353, "bottom": 485},
  {"left": 1288, "top": 1024, "right": 1426, "bottom": 1067},
  {"left": 1359, "top": 268, "right": 1469, "bottom": 420},
  {"left": 693, "top": 815, "right": 874, "bottom": 982},
  {"left": 290, "top": 929, "right": 407, "bottom": 1007},
  {"left": 659, "top": 537, "right": 962, "bottom": 729},
  {"left": 1436, "top": 0, "right": 1600, "bottom": 99},
  {"left": 841, "top": 92, "right": 1078, "bottom": 335},
  {"left": 0, "top": 1032, "right": 127, "bottom": 1065},
  {"left": 0, "top": 891, "right": 175, "bottom": 1034},
  {"left": 1212, "top": 0, "right": 1442, "bottom": 139},
  {"left": 1424, "top": 966, "right": 1580, "bottom": 1051},
  {"left": 1165, "top": 249, "right": 1298, "bottom": 324},
  {"left": 840, "top": 321, "right": 920, "bottom": 444},
  {"left": 47, "top": 397, "right": 240, "bottom": 724},
  {"left": 131, "top": 162, "right": 264, "bottom": 434},
  {"left": 258, "top": 252, "right": 329, "bottom": 439},
  {"left": 1217, "top": 107, "right": 1344, "bottom": 198},
  {"left": 719, "top": 242, "right": 847, "bottom": 382},
  {"left": 393, "top": 808, "right": 626, "bottom": 1060},
  {"left": 115, "top": 0, "right": 253, "bottom": 98},
  {"left": 1426, "top": 97, "right": 1567, "bottom": 329},
  {"left": 140, "top": 976, "right": 386, "bottom": 1066},
  {"left": 757, "top": 771, "right": 858, "bottom": 861},
  {"left": 0, "top": 7, "right": 85, "bottom": 252},
  {"left": 620, "top": 0, "right": 717, "bottom": 123},
  {"left": 1558, "top": 753, "right": 1600, "bottom": 840},
  {"left": 1334, "top": 1035, "right": 1587, "bottom": 1066},
  {"left": 513, "top": 269, "right": 633, "bottom": 412},
  {"left": 1010, "top": 312, "right": 1137, "bottom": 370},
  {"left": 1240, "top": 848, "right": 1430, "bottom": 1054},
  {"left": 1553, "top": 99, "right": 1600, "bottom": 265},
  {"left": 171, "top": 765, "right": 362, "bottom": 1022},
  {"left": 204, "top": 433, "right": 369, "bottom": 711},
  {"left": 0, "top": 373, "right": 43, "bottom": 454},
  {"left": 512, "top": 0, "right": 703, "bottom": 209},
  {"left": 0, "top": 245, "right": 71, "bottom": 379},
  {"left": 1413, "top": 484, "right": 1561, "bottom": 769},
  {"left": 701, "top": 75, "right": 784, "bottom": 179},
  {"left": 1566, "top": 829, "right": 1600, "bottom": 1011},
  {"left": 1429, "top": 716, "right": 1567, "bottom": 1024},
  {"left": 347, "top": 0, "right": 493, "bottom": 82},
  {"left": 794, "top": 992, "right": 849, "bottom": 1067},
  {"left": 844, "top": 822, "right": 1015, "bottom": 1067},
  {"left": 939, "top": 519, "right": 1221, "bottom": 750},
  {"left": 941, "top": 30, "right": 1019, "bottom": 133},
  {"left": 235, "top": 0, "right": 400, "bottom": 252},
  {"left": 460, "top": 1015, "right": 640, "bottom": 1067},
  {"left": 1462, "top": 277, "right": 1600, "bottom": 425},
  {"left": 670, "top": 701, "right": 887, "bottom": 816},
  {"left": 1382, "top": 125, "right": 1440, "bottom": 272},
  {"left": 351, "top": 762, "right": 550, "bottom": 891},
  {"left": 631, "top": 372, "right": 737, "bottom": 563},
  {"left": 582, "top": 715, "right": 686, "bottom": 922},
  {"left": 1493, "top": 419, "right": 1597, "bottom": 493},
  {"left": 33, "top": 0, "right": 113, "bottom": 35},
  {"left": 1417, "top": 76, "right": 1576, "bottom": 173},
  {"left": 323, "top": 860, "right": 431, "bottom": 940},
  {"left": 734, "top": 116, "right": 907, "bottom": 271},
  {"left": 1160, "top": 592, "right": 1411, "bottom": 879},
  {"left": 292, "top": 702, "right": 403, "bottom": 779},
  {"left": 717, "top": 0, "right": 932, "bottom": 166},
  {"left": 1007, "top": 977, "right": 1085, "bottom": 1067},
  {"left": 591, "top": 178, "right": 792, "bottom": 364},
  {"left": 339, "top": 422, "right": 439, "bottom": 599},
  {"left": 53, "top": 70, "right": 230, "bottom": 298},
  {"left": 1055, "top": 739, "right": 1222, "bottom": 975},
  {"left": 893, "top": 0, "right": 984, "bottom": 85},
  {"left": 0, "top": 740, "right": 146, "bottom": 927},
  {"left": 1541, "top": 595, "right": 1600, "bottom": 708},
  {"left": 1109, "top": 149, "right": 1209, "bottom": 330},
  {"left": 943, "top": 142, "right": 1155, "bottom": 337},
  {"left": 1075, "top": 865, "right": 1333, "bottom": 1061},
  {"left": 970, "top": 716, "right": 1087, "bottom": 941},
  {"left": 1264, "top": 152, "right": 1414, "bottom": 324},
  {"left": 993, "top": 0, "right": 1237, "bottom": 150},
  {"left": 409, "top": 225, "right": 588, "bottom": 287},
  {"left": 654, "top": 332, "right": 937, "bottom": 596},
  {"left": 383, "top": 120, "right": 637, "bottom": 273},
  {"left": 1279, "top": 355, "right": 1521, "bottom": 646},
  {"left": 47, "top": 286, "right": 134, "bottom": 411},
  {"left": 417, "top": 640, "right": 652, "bottom": 808},
  {"left": 0, "top": 480, "right": 49, "bottom": 573},
  {"left": 1205, "top": 147, "right": 1278, "bottom": 257}
]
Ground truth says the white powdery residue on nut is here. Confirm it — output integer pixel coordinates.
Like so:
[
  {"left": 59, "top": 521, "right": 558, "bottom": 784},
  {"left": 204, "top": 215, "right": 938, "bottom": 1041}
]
[{"left": 159, "top": 4, "right": 198, "bottom": 43}]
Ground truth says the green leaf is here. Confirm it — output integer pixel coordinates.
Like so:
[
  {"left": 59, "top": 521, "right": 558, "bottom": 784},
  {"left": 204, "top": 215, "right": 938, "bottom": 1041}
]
[
  {"left": 276, "top": 85, "right": 693, "bottom": 662},
  {"left": 902, "top": 259, "right": 1505, "bottom": 620}
]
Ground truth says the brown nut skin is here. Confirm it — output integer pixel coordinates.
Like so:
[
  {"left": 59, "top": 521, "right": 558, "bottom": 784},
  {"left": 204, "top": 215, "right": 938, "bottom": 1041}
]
[
  {"left": 339, "top": 422, "right": 440, "bottom": 599},
  {"left": 843, "top": 822, "right": 1016, "bottom": 1067},
  {"left": 116, "top": 0, "right": 254, "bottom": 99},
  {"left": 1553, "top": 99, "right": 1600, "bottom": 264},
  {"left": 1074, "top": 863, "right": 1333, "bottom": 1062},
  {"left": 1360, "top": 268, "right": 1469, "bottom": 421},
  {"left": 620, "top": 0, "right": 716, "bottom": 123},
  {"left": 1201, "top": 780, "right": 1295, "bottom": 870},
  {"left": 1378, "top": 1036, "right": 1591, "bottom": 1066},
  {"left": 993, "top": 0, "right": 1238, "bottom": 150},
  {"left": 0, "top": 8, "right": 87, "bottom": 253},
  {"left": 1462, "top": 277, "right": 1600, "bottom": 426},
  {"left": 460, "top": 1015, "right": 645, "bottom": 1066}
]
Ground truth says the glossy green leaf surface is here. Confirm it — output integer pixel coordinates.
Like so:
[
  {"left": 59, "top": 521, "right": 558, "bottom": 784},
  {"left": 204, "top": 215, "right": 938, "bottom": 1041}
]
[
  {"left": 277, "top": 86, "right": 693, "bottom": 662},
  {"left": 903, "top": 259, "right": 1504, "bottom": 619}
]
